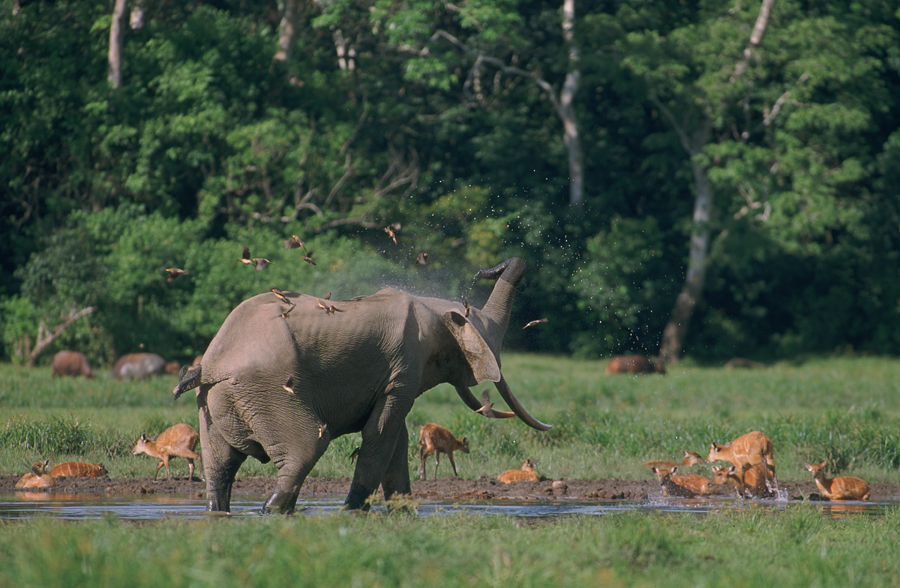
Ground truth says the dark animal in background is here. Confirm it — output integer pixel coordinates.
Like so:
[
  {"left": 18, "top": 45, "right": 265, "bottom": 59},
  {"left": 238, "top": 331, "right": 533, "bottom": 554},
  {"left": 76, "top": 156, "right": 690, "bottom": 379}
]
[
  {"left": 165, "top": 362, "right": 181, "bottom": 375},
  {"left": 112, "top": 353, "right": 167, "bottom": 381},
  {"left": 605, "top": 355, "right": 666, "bottom": 375},
  {"left": 51, "top": 351, "right": 94, "bottom": 378},
  {"left": 724, "top": 357, "right": 767, "bottom": 369}
]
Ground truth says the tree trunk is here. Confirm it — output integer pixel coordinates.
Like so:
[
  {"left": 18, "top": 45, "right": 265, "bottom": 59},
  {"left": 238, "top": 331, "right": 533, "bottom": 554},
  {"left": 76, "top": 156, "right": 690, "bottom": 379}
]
[
  {"left": 274, "top": 0, "right": 297, "bottom": 63},
  {"left": 108, "top": 0, "right": 128, "bottom": 89},
  {"left": 657, "top": 1, "right": 775, "bottom": 363},
  {"left": 659, "top": 147, "right": 712, "bottom": 363},
  {"left": 25, "top": 307, "right": 96, "bottom": 367},
  {"left": 560, "top": 0, "right": 584, "bottom": 208}
]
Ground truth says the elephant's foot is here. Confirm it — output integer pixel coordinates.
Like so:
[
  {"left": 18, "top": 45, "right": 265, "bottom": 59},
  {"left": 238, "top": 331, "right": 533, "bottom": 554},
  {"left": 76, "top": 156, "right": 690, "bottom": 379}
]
[
  {"left": 206, "top": 494, "right": 231, "bottom": 513},
  {"left": 263, "top": 488, "right": 300, "bottom": 515},
  {"left": 343, "top": 483, "right": 374, "bottom": 511}
]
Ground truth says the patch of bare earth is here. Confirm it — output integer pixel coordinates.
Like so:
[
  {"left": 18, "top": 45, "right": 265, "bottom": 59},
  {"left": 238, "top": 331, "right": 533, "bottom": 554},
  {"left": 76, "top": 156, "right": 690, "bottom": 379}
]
[{"left": 3, "top": 473, "right": 899, "bottom": 503}]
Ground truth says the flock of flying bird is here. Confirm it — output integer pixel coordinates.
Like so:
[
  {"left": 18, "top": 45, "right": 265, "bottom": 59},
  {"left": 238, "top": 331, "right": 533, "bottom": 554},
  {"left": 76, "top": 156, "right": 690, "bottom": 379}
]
[{"left": 161, "top": 225, "right": 549, "bottom": 329}]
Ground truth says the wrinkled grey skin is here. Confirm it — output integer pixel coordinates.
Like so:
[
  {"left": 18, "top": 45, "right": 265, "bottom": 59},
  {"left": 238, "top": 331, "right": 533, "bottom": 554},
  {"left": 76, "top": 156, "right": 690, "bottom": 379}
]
[
  {"left": 174, "top": 257, "right": 550, "bottom": 513},
  {"left": 112, "top": 353, "right": 166, "bottom": 381}
]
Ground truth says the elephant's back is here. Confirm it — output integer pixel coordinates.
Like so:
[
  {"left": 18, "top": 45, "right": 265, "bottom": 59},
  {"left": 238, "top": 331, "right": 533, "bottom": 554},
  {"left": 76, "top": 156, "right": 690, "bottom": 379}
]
[{"left": 201, "top": 293, "right": 292, "bottom": 382}]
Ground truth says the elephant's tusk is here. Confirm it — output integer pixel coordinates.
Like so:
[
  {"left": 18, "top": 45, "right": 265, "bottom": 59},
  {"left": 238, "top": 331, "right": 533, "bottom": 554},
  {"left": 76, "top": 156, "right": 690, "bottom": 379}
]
[{"left": 495, "top": 375, "right": 552, "bottom": 431}]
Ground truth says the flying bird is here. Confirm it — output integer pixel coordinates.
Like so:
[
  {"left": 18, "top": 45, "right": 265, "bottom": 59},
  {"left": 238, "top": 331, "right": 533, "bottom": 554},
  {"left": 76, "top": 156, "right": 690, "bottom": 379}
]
[
  {"left": 282, "top": 376, "right": 295, "bottom": 395},
  {"left": 283, "top": 235, "right": 307, "bottom": 251},
  {"left": 239, "top": 246, "right": 253, "bottom": 265},
  {"left": 301, "top": 250, "right": 316, "bottom": 266},
  {"left": 383, "top": 225, "right": 398, "bottom": 244},
  {"left": 349, "top": 447, "right": 360, "bottom": 462},
  {"left": 522, "top": 318, "right": 549, "bottom": 329},
  {"left": 253, "top": 258, "right": 272, "bottom": 272},
  {"left": 476, "top": 390, "right": 515, "bottom": 419},
  {"left": 415, "top": 252, "right": 428, "bottom": 265},
  {"left": 164, "top": 268, "right": 187, "bottom": 282}
]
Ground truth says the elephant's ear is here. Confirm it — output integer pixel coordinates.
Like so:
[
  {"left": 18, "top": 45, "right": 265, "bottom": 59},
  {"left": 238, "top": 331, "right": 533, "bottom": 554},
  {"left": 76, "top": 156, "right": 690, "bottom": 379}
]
[{"left": 444, "top": 311, "right": 501, "bottom": 385}]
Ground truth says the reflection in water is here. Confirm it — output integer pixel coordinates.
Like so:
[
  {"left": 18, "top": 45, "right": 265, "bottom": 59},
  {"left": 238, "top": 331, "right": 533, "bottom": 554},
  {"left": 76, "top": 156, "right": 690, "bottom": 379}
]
[
  {"left": 0, "top": 492, "right": 895, "bottom": 521},
  {"left": 821, "top": 501, "right": 870, "bottom": 518}
]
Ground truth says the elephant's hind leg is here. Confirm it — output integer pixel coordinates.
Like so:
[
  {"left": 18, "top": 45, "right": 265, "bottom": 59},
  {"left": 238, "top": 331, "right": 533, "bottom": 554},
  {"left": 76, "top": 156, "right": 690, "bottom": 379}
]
[
  {"left": 261, "top": 420, "right": 332, "bottom": 515},
  {"left": 198, "top": 401, "right": 247, "bottom": 512}
]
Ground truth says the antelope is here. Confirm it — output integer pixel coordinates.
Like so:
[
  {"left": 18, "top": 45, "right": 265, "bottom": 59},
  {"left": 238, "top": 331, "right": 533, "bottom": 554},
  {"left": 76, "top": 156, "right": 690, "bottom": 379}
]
[
  {"left": 644, "top": 451, "right": 704, "bottom": 472},
  {"left": 15, "top": 459, "right": 56, "bottom": 489},
  {"left": 652, "top": 467, "right": 714, "bottom": 498},
  {"left": 132, "top": 423, "right": 203, "bottom": 481},
  {"left": 498, "top": 459, "right": 540, "bottom": 483},
  {"left": 418, "top": 423, "right": 469, "bottom": 480},
  {"left": 49, "top": 461, "right": 108, "bottom": 478},
  {"left": 711, "top": 464, "right": 770, "bottom": 498},
  {"left": 806, "top": 461, "right": 870, "bottom": 501},
  {"left": 706, "top": 431, "right": 777, "bottom": 490}
]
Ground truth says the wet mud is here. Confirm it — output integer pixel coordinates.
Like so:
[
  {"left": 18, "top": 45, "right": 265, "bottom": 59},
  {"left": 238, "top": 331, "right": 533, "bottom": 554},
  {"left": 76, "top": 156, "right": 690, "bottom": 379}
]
[{"left": 3, "top": 473, "right": 899, "bottom": 503}]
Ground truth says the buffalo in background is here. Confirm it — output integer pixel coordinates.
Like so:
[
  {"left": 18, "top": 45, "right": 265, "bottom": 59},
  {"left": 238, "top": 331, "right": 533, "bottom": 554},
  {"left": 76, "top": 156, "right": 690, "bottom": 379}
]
[
  {"left": 51, "top": 351, "right": 94, "bottom": 378},
  {"left": 112, "top": 353, "right": 168, "bottom": 381}
]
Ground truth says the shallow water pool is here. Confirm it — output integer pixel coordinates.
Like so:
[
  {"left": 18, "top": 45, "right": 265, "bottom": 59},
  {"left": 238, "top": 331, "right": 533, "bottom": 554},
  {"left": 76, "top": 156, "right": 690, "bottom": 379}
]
[{"left": 0, "top": 491, "right": 895, "bottom": 521}]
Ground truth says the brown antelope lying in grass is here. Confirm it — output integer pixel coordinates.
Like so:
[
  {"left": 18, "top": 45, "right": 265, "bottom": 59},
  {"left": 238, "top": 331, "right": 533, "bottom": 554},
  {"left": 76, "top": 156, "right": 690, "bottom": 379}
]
[
  {"left": 132, "top": 423, "right": 203, "bottom": 480},
  {"left": 15, "top": 459, "right": 56, "bottom": 489},
  {"left": 651, "top": 467, "right": 714, "bottom": 498},
  {"left": 644, "top": 451, "right": 704, "bottom": 472},
  {"left": 498, "top": 459, "right": 540, "bottom": 483},
  {"left": 707, "top": 431, "right": 777, "bottom": 490},
  {"left": 49, "top": 461, "right": 108, "bottom": 478},
  {"left": 711, "top": 464, "right": 771, "bottom": 498},
  {"left": 806, "top": 461, "right": 870, "bottom": 501},
  {"left": 418, "top": 423, "right": 469, "bottom": 480}
]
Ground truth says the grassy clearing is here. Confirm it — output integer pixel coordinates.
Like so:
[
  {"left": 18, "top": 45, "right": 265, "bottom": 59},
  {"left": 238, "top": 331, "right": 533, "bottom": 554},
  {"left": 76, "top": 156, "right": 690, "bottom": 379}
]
[
  {"left": 1, "top": 507, "right": 899, "bottom": 588},
  {"left": 2, "top": 354, "right": 900, "bottom": 481},
  {"left": 2, "top": 355, "right": 899, "bottom": 586}
]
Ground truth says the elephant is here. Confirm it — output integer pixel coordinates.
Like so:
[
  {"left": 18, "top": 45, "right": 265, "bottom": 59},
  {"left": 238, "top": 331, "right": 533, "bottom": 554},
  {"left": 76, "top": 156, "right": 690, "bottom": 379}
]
[
  {"left": 112, "top": 353, "right": 167, "bottom": 380},
  {"left": 51, "top": 351, "right": 94, "bottom": 378},
  {"left": 173, "top": 257, "right": 551, "bottom": 513}
]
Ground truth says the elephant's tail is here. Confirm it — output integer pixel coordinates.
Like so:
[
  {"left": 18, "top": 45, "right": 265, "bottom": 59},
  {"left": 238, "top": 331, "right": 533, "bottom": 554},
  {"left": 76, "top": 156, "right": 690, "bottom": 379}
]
[{"left": 173, "top": 364, "right": 202, "bottom": 400}]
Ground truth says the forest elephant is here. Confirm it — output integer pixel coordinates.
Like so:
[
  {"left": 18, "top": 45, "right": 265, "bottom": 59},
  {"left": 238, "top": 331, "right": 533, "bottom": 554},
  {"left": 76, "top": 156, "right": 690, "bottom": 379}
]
[
  {"left": 112, "top": 353, "right": 167, "bottom": 380},
  {"left": 173, "top": 257, "right": 551, "bottom": 513},
  {"left": 51, "top": 351, "right": 94, "bottom": 378}
]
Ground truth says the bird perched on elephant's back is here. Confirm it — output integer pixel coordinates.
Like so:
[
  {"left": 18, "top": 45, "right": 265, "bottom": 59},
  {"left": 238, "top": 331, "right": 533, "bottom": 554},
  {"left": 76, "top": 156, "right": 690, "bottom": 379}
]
[{"left": 174, "top": 257, "right": 551, "bottom": 514}]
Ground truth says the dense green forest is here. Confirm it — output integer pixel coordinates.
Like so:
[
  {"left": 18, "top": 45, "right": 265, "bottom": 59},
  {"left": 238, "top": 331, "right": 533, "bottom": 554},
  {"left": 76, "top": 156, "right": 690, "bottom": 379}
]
[{"left": 1, "top": 0, "right": 899, "bottom": 368}]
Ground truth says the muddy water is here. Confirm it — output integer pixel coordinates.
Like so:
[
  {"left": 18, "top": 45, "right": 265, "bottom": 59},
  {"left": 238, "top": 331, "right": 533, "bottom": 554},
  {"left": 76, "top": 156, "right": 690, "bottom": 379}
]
[{"left": 0, "top": 492, "right": 895, "bottom": 521}]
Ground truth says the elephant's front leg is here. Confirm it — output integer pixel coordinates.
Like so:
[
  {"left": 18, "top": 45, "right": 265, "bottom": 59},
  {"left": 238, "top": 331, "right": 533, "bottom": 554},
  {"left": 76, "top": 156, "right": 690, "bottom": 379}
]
[{"left": 345, "top": 393, "right": 415, "bottom": 510}]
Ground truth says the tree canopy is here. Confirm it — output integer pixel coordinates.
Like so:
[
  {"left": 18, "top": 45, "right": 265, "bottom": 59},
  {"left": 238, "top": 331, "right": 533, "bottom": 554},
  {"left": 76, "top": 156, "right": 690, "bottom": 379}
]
[{"left": 1, "top": 0, "right": 899, "bottom": 367}]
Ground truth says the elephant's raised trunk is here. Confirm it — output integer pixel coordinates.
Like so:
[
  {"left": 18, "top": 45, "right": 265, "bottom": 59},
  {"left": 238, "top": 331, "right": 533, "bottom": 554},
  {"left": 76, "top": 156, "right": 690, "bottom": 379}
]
[
  {"left": 474, "top": 258, "right": 552, "bottom": 431},
  {"left": 476, "top": 257, "right": 525, "bottom": 348}
]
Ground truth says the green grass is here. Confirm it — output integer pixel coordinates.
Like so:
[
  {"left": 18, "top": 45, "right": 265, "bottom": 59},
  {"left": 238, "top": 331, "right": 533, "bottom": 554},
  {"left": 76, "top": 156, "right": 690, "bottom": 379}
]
[
  {"left": 2, "top": 355, "right": 900, "bottom": 586},
  {"left": 1, "top": 507, "right": 899, "bottom": 587},
  {"left": 3, "top": 354, "right": 900, "bottom": 481}
]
